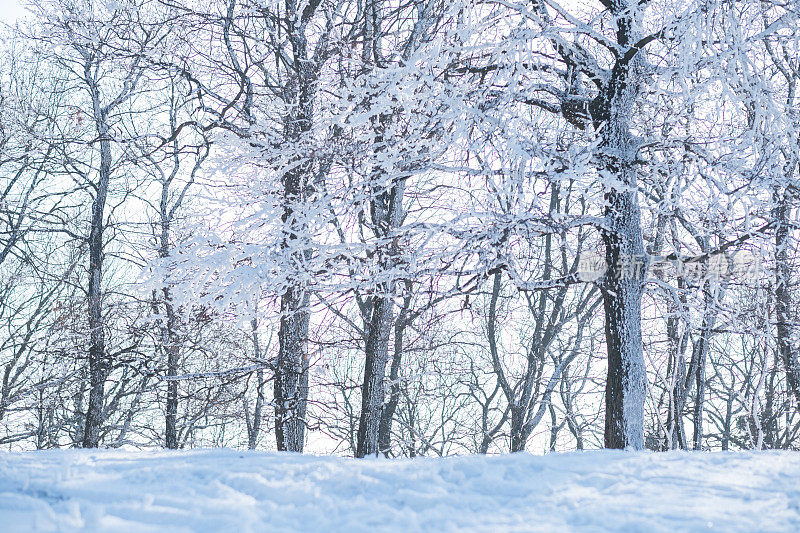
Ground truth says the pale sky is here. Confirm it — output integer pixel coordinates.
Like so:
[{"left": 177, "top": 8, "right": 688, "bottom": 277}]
[{"left": 0, "top": 0, "right": 26, "bottom": 24}]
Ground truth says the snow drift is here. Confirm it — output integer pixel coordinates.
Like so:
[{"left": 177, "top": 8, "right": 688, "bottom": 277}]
[{"left": 1, "top": 449, "right": 798, "bottom": 532}]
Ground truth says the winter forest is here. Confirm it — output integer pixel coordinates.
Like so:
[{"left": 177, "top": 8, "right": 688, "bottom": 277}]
[{"left": 1, "top": 0, "right": 800, "bottom": 465}]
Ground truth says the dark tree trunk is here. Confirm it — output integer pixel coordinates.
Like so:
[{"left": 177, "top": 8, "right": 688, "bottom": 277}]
[
  {"left": 158, "top": 122, "right": 192, "bottom": 451},
  {"left": 354, "top": 3, "right": 405, "bottom": 452},
  {"left": 163, "top": 293, "right": 179, "bottom": 450},
  {"left": 160, "top": 191, "right": 178, "bottom": 450},
  {"left": 510, "top": 406, "right": 527, "bottom": 453},
  {"left": 665, "top": 310, "right": 689, "bottom": 450},
  {"left": 378, "top": 295, "right": 410, "bottom": 455},
  {"left": 591, "top": 7, "right": 648, "bottom": 449},
  {"left": 721, "top": 393, "right": 734, "bottom": 451},
  {"left": 82, "top": 110, "right": 111, "bottom": 449},
  {"left": 247, "top": 318, "right": 265, "bottom": 450},
  {"left": 356, "top": 295, "right": 394, "bottom": 457},
  {"left": 273, "top": 25, "right": 315, "bottom": 450},
  {"left": 692, "top": 310, "right": 713, "bottom": 450},
  {"left": 774, "top": 190, "right": 800, "bottom": 407},
  {"left": 275, "top": 286, "right": 310, "bottom": 452},
  {"left": 548, "top": 403, "right": 560, "bottom": 451},
  {"left": 273, "top": 133, "right": 312, "bottom": 453},
  {"left": 601, "top": 240, "right": 646, "bottom": 450},
  {"left": 248, "top": 368, "right": 265, "bottom": 451}
]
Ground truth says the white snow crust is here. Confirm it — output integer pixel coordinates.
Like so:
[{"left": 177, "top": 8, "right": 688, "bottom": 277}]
[{"left": 1, "top": 449, "right": 798, "bottom": 532}]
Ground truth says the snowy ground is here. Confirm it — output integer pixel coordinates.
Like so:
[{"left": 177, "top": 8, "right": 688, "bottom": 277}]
[{"left": 1, "top": 449, "right": 799, "bottom": 532}]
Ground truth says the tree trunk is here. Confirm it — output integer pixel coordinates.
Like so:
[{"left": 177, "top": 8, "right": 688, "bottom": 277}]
[
  {"left": 665, "top": 313, "right": 689, "bottom": 450},
  {"left": 662, "top": 249, "right": 690, "bottom": 449},
  {"left": 692, "top": 305, "right": 714, "bottom": 450},
  {"left": 163, "top": 294, "right": 179, "bottom": 450},
  {"left": 774, "top": 190, "right": 800, "bottom": 407},
  {"left": 274, "top": 140, "right": 311, "bottom": 453},
  {"left": 378, "top": 296, "right": 410, "bottom": 455},
  {"left": 248, "top": 367, "right": 265, "bottom": 451},
  {"left": 356, "top": 295, "right": 394, "bottom": 457},
  {"left": 593, "top": 4, "right": 647, "bottom": 450},
  {"left": 82, "top": 111, "right": 111, "bottom": 449},
  {"left": 601, "top": 250, "right": 646, "bottom": 450},
  {"left": 721, "top": 393, "right": 733, "bottom": 451},
  {"left": 548, "top": 403, "right": 560, "bottom": 451},
  {"left": 273, "top": 33, "right": 315, "bottom": 450},
  {"left": 509, "top": 405, "right": 527, "bottom": 453},
  {"left": 275, "top": 286, "right": 309, "bottom": 452},
  {"left": 160, "top": 199, "right": 178, "bottom": 450},
  {"left": 247, "top": 318, "right": 265, "bottom": 450},
  {"left": 353, "top": 16, "right": 405, "bottom": 454}
]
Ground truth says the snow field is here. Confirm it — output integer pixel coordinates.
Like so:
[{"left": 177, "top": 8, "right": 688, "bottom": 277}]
[{"left": 1, "top": 449, "right": 799, "bottom": 532}]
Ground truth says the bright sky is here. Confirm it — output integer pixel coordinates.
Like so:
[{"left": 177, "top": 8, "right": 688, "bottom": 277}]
[{"left": 0, "top": 0, "right": 26, "bottom": 24}]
